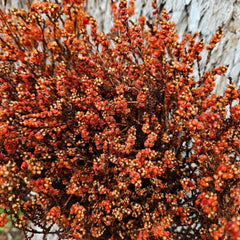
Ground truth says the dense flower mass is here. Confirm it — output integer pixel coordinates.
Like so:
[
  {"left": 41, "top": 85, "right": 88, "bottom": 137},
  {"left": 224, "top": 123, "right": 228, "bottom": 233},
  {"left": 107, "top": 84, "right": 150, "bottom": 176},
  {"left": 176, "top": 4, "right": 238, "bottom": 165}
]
[{"left": 0, "top": 0, "right": 239, "bottom": 239}]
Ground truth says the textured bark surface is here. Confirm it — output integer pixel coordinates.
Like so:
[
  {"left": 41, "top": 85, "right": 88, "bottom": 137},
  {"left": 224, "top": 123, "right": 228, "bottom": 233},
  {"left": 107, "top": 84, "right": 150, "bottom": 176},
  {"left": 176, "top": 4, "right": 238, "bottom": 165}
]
[
  {"left": 84, "top": 0, "right": 240, "bottom": 93},
  {"left": 0, "top": 0, "right": 33, "bottom": 9}
]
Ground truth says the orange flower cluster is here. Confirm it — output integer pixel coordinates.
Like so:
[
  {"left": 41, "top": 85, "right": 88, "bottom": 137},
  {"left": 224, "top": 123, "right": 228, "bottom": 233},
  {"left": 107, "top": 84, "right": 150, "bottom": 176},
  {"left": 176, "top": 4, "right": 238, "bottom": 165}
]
[{"left": 0, "top": 0, "right": 239, "bottom": 239}]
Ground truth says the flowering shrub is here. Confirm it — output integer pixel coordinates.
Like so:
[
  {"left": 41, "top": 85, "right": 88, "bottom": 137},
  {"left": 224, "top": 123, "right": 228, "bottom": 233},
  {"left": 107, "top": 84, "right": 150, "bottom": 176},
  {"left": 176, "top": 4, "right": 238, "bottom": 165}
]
[{"left": 0, "top": 0, "right": 239, "bottom": 239}]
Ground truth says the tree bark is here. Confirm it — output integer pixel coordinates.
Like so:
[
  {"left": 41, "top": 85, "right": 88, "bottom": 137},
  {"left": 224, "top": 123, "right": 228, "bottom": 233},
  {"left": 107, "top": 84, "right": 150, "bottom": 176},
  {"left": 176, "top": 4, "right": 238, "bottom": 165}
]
[{"left": 84, "top": 0, "right": 240, "bottom": 93}]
